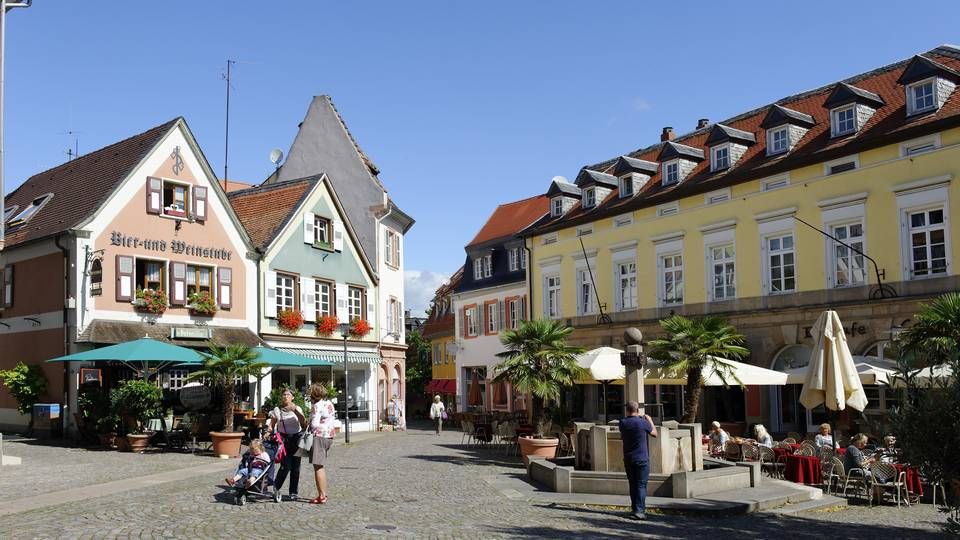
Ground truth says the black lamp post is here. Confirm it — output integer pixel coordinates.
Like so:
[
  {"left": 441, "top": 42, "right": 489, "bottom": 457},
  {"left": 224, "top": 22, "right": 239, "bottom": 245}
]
[{"left": 338, "top": 322, "right": 351, "bottom": 444}]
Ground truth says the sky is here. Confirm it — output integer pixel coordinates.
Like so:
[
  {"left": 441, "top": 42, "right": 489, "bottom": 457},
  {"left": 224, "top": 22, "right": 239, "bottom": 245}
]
[{"left": 3, "top": 2, "right": 959, "bottom": 314}]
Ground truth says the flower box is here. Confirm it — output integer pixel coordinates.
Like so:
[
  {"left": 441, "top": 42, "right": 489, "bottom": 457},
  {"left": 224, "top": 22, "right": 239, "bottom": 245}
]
[
  {"left": 187, "top": 291, "right": 218, "bottom": 317},
  {"left": 133, "top": 288, "right": 167, "bottom": 315},
  {"left": 349, "top": 318, "right": 371, "bottom": 338},
  {"left": 316, "top": 315, "right": 339, "bottom": 337},
  {"left": 277, "top": 309, "right": 304, "bottom": 335}
]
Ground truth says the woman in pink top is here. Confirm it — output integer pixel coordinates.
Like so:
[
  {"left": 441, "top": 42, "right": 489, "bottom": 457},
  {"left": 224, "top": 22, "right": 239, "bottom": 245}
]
[{"left": 307, "top": 383, "right": 336, "bottom": 504}]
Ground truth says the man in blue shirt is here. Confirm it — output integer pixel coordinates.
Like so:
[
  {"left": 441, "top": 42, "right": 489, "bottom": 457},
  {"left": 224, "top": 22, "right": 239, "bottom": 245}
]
[{"left": 620, "top": 400, "right": 658, "bottom": 520}]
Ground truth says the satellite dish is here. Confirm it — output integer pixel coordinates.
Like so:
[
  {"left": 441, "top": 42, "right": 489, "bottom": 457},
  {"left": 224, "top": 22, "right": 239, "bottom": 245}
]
[
  {"left": 551, "top": 175, "right": 568, "bottom": 184},
  {"left": 269, "top": 148, "right": 284, "bottom": 166}
]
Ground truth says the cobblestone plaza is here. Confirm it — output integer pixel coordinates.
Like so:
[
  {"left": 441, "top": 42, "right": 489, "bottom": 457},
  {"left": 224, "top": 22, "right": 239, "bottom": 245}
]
[{"left": 0, "top": 423, "right": 947, "bottom": 539}]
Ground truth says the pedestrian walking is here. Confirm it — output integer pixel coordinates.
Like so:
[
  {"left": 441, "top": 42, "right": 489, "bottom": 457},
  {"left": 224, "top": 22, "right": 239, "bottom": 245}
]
[
  {"left": 267, "top": 388, "right": 306, "bottom": 501},
  {"left": 387, "top": 396, "right": 403, "bottom": 429},
  {"left": 307, "top": 383, "right": 336, "bottom": 504},
  {"left": 619, "top": 401, "right": 657, "bottom": 520},
  {"left": 429, "top": 395, "right": 446, "bottom": 435}
]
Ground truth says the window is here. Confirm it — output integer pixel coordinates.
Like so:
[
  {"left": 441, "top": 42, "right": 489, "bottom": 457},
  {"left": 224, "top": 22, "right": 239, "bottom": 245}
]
[
  {"left": 347, "top": 286, "right": 365, "bottom": 320},
  {"left": 657, "top": 202, "right": 679, "bottom": 217},
  {"left": 831, "top": 105, "right": 856, "bottom": 137},
  {"left": 620, "top": 176, "right": 634, "bottom": 197},
  {"left": 829, "top": 161, "right": 856, "bottom": 175},
  {"left": 543, "top": 234, "right": 558, "bottom": 245},
  {"left": 664, "top": 160, "right": 679, "bottom": 185},
  {"left": 508, "top": 298, "right": 521, "bottom": 330},
  {"left": 768, "top": 126, "right": 789, "bottom": 155},
  {"left": 551, "top": 197, "right": 563, "bottom": 217},
  {"left": 617, "top": 262, "right": 637, "bottom": 310},
  {"left": 614, "top": 215, "right": 633, "bottom": 228},
  {"left": 315, "top": 280, "right": 333, "bottom": 318},
  {"left": 824, "top": 155, "right": 859, "bottom": 176},
  {"left": 384, "top": 229, "right": 401, "bottom": 267},
  {"left": 389, "top": 298, "right": 402, "bottom": 333},
  {"left": 185, "top": 265, "right": 213, "bottom": 297},
  {"left": 545, "top": 275, "right": 561, "bottom": 318},
  {"left": 3, "top": 204, "right": 18, "bottom": 222},
  {"left": 162, "top": 181, "right": 190, "bottom": 217},
  {"left": 487, "top": 302, "right": 497, "bottom": 334},
  {"left": 762, "top": 175, "right": 790, "bottom": 191},
  {"left": 705, "top": 189, "right": 730, "bottom": 205},
  {"left": 473, "top": 258, "right": 483, "bottom": 280},
  {"left": 276, "top": 273, "right": 296, "bottom": 312},
  {"left": 433, "top": 344, "right": 441, "bottom": 365},
  {"left": 908, "top": 79, "right": 936, "bottom": 115},
  {"left": 483, "top": 255, "right": 492, "bottom": 278},
  {"left": 901, "top": 134, "right": 940, "bottom": 157},
  {"left": 766, "top": 234, "right": 796, "bottom": 293},
  {"left": 465, "top": 305, "right": 479, "bottom": 337},
  {"left": 508, "top": 248, "right": 519, "bottom": 271},
  {"left": 711, "top": 145, "right": 730, "bottom": 171},
  {"left": 831, "top": 222, "right": 866, "bottom": 287},
  {"left": 576, "top": 226, "right": 592, "bottom": 237},
  {"left": 314, "top": 216, "right": 332, "bottom": 246},
  {"left": 577, "top": 269, "right": 596, "bottom": 315},
  {"left": 167, "top": 369, "right": 188, "bottom": 390},
  {"left": 520, "top": 248, "right": 527, "bottom": 269},
  {"left": 908, "top": 208, "right": 947, "bottom": 277},
  {"left": 660, "top": 254, "right": 683, "bottom": 305},
  {"left": 583, "top": 188, "right": 596, "bottom": 208},
  {"left": 136, "top": 259, "right": 165, "bottom": 292},
  {"left": 7, "top": 194, "right": 52, "bottom": 226},
  {"left": 710, "top": 245, "right": 736, "bottom": 301}
]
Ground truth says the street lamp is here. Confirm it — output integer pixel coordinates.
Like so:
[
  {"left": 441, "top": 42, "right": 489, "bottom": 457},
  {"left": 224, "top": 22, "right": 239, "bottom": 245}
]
[
  {"left": 0, "top": 0, "right": 31, "bottom": 252},
  {"left": 338, "top": 322, "right": 351, "bottom": 444}
]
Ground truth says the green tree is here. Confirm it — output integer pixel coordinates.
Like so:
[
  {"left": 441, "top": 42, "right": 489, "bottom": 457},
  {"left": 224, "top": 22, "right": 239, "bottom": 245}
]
[
  {"left": 646, "top": 315, "right": 749, "bottom": 424},
  {"left": 492, "top": 319, "right": 586, "bottom": 437},
  {"left": 110, "top": 379, "right": 162, "bottom": 434},
  {"left": 0, "top": 362, "right": 48, "bottom": 429},
  {"left": 405, "top": 329, "right": 431, "bottom": 400},
  {"left": 187, "top": 343, "right": 267, "bottom": 432},
  {"left": 898, "top": 291, "right": 960, "bottom": 366}
]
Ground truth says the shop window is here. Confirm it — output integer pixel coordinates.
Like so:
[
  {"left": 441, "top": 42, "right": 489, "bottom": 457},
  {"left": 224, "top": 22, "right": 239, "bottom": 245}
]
[{"left": 136, "top": 259, "right": 165, "bottom": 292}]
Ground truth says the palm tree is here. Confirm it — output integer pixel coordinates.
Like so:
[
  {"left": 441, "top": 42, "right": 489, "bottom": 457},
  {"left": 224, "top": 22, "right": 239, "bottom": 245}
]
[
  {"left": 492, "top": 319, "right": 586, "bottom": 437},
  {"left": 646, "top": 315, "right": 749, "bottom": 424},
  {"left": 899, "top": 292, "right": 960, "bottom": 366},
  {"left": 187, "top": 343, "right": 267, "bottom": 432}
]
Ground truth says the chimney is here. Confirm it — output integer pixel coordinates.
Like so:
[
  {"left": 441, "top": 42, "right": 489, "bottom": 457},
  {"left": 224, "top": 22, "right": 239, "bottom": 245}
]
[
  {"left": 697, "top": 118, "right": 710, "bottom": 129},
  {"left": 660, "top": 127, "right": 675, "bottom": 142}
]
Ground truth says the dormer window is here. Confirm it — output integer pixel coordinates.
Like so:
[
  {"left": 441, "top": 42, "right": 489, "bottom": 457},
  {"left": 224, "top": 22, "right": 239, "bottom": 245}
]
[
  {"left": 664, "top": 160, "right": 679, "bottom": 185},
  {"left": 705, "top": 124, "right": 754, "bottom": 173},
  {"left": 7, "top": 194, "right": 52, "bottom": 227},
  {"left": 898, "top": 55, "right": 959, "bottom": 118},
  {"left": 908, "top": 78, "right": 936, "bottom": 115},
  {"left": 711, "top": 145, "right": 730, "bottom": 171},
  {"left": 768, "top": 126, "right": 789, "bottom": 154},
  {"left": 831, "top": 105, "right": 856, "bottom": 137},
  {"left": 611, "top": 156, "right": 656, "bottom": 198},
  {"left": 3, "top": 205, "right": 19, "bottom": 222},
  {"left": 551, "top": 197, "right": 563, "bottom": 217},
  {"left": 761, "top": 105, "right": 814, "bottom": 156},
  {"left": 824, "top": 83, "right": 883, "bottom": 138},
  {"left": 619, "top": 176, "right": 634, "bottom": 197},
  {"left": 583, "top": 187, "right": 596, "bottom": 208}
]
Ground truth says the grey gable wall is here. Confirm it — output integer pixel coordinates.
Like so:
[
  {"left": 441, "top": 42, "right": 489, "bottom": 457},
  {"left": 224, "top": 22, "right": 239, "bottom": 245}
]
[{"left": 272, "top": 96, "right": 385, "bottom": 271}]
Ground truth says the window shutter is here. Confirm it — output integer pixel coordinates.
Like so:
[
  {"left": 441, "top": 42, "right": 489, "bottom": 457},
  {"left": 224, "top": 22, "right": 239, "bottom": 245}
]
[
  {"left": 335, "top": 282, "right": 348, "bottom": 322},
  {"left": 303, "top": 212, "right": 315, "bottom": 244},
  {"left": 333, "top": 219, "right": 345, "bottom": 252},
  {"left": 397, "top": 301, "right": 402, "bottom": 334},
  {"left": 521, "top": 295, "right": 527, "bottom": 321},
  {"left": 366, "top": 293, "right": 374, "bottom": 322},
  {"left": 301, "top": 277, "right": 316, "bottom": 322},
  {"left": 264, "top": 270, "right": 278, "bottom": 318},
  {"left": 217, "top": 267, "right": 232, "bottom": 309},
  {"left": 655, "top": 259, "right": 664, "bottom": 305},
  {"left": 193, "top": 186, "right": 208, "bottom": 222},
  {"left": 169, "top": 262, "right": 187, "bottom": 306},
  {"left": 462, "top": 307, "right": 467, "bottom": 337},
  {"left": 498, "top": 299, "right": 506, "bottom": 331},
  {"left": 2, "top": 265, "right": 13, "bottom": 307},
  {"left": 115, "top": 256, "right": 133, "bottom": 302},
  {"left": 146, "top": 177, "right": 162, "bottom": 214}
]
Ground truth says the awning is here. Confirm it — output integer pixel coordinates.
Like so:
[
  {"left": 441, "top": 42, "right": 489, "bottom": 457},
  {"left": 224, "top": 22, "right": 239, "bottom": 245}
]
[
  {"left": 253, "top": 346, "right": 334, "bottom": 367},
  {"left": 77, "top": 319, "right": 262, "bottom": 348},
  {"left": 275, "top": 346, "right": 381, "bottom": 365},
  {"left": 425, "top": 379, "right": 455, "bottom": 394}
]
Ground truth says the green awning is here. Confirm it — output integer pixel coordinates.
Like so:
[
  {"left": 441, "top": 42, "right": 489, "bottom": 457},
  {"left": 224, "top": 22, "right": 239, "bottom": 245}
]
[
  {"left": 253, "top": 346, "right": 333, "bottom": 367},
  {"left": 275, "top": 347, "right": 381, "bottom": 365}
]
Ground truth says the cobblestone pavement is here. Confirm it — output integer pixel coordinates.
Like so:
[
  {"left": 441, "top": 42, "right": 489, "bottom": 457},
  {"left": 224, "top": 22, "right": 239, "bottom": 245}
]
[{"left": 0, "top": 424, "right": 950, "bottom": 539}]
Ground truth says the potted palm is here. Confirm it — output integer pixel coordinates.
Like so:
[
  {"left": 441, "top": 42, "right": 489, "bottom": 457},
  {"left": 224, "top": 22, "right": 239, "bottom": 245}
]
[
  {"left": 187, "top": 342, "right": 267, "bottom": 458},
  {"left": 110, "top": 379, "right": 163, "bottom": 452},
  {"left": 492, "top": 319, "right": 586, "bottom": 465}
]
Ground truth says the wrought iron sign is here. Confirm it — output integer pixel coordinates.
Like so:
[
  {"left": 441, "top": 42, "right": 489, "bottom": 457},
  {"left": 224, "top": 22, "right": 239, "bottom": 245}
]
[{"left": 110, "top": 231, "right": 232, "bottom": 261}]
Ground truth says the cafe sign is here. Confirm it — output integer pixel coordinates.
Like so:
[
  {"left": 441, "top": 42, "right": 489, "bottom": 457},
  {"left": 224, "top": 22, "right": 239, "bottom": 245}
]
[
  {"left": 180, "top": 385, "right": 212, "bottom": 410},
  {"left": 110, "top": 231, "right": 232, "bottom": 261}
]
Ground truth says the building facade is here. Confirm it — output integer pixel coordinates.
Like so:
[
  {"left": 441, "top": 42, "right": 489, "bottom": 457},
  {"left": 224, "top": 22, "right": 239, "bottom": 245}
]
[
  {"left": 422, "top": 268, "right": 462, "bottom": 407},
  {"left": 524, "top": 46, "right": 960, "bottom": 434}
]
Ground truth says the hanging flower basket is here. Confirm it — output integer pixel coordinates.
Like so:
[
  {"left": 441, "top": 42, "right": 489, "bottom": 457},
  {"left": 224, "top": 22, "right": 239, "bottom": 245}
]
[
  {"left": 316, "top": 315, "right": 339, "bottom": 337},
  {"left": 277, "top": 309, "right": 304, "bottom": 335},
  {"left": 349, "top": 318, "right": 371, "bottom": 338},
  {"left": 134, "top": 288, "right": 167, "bottom": 315},
  {"left": 187, "top": 291, "right": 218, "bottom": 317}
]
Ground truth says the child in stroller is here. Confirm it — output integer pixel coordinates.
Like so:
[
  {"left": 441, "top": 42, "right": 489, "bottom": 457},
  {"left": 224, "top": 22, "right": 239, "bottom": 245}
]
[{"left": 226, "top": 438, "right": 281, "bottom": 505}]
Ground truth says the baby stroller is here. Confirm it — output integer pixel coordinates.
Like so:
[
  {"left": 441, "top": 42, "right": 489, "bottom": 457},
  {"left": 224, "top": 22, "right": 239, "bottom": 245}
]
[{"left": 232, "top": 434, "right": 281, "bottom": 506}]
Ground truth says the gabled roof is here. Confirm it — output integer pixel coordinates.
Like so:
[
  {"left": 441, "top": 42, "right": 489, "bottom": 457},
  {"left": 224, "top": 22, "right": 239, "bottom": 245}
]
[
  {"left": 466, "top": 195, "right": 549, "bottom": 248},
  {"left": 760, "top": 104, "right": 816, "bottom": 129},
  {"left": 546, "top": 178, "right": 581, "bottom": 197},
  {"left": 611, "top": 155, "right": 658, "bottom": 176},
  {"left": 897, "top": 54, "right": 960, "bottom": 85},
  {"left": 705, "top": 123, "right": 757, "bottom": 146},
  {"left": 574, "top": 169, "right": 618, "bottom": 189},
  {"left": 421, "top": 267, "right": 463, "bottom": 339},
  {"left": 227, "top": 177, "right": 316, "bottom": 251},
  {"left": 3, "top": 118, "right": 179, "bottom": 248},
  {"left": 659, "top": 141, "right": 705, "bottom": 161},
  {"left": 823, "top": 82, "right": 885, "bottom": 109}
]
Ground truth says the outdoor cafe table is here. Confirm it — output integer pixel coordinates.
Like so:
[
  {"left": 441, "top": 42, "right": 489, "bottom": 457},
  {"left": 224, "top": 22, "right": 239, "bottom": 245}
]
[{"left": 784, "top": 454, "right": 822, "bottom": 485}]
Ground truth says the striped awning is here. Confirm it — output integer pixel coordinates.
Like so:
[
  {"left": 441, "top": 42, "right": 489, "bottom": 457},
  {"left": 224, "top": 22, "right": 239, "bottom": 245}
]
[{"left": 275, "top": 347, "right": 381, "bottom": 365}]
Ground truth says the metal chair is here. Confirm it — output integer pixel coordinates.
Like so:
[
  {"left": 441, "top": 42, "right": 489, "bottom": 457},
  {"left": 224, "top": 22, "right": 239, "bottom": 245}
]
[
  {"left": 759, "top": 445, "right": 783, "bottom": 478},
  {"left": 872, "top": 462, "right": 908, "bottom": 507},
  {"left": 823, "top": 456, "right": 844, "bottom": 495},
  {"left": 460, "top": 420, "right": 474, "bottom": 446},
  {"left": 741, "top": 443, "right": 760, "bottom": 462},
  {"left": 723, "top": 440, "right": 742, "bottom": 461},
  {"left": 798, "top": 444, "right": 816, "bottom": 457},
  {"left": 781, "top": 437, "right": 797, "bottom": 445},
  {"left": 843, "top": 465, "right": 874, "bottom": 506}
]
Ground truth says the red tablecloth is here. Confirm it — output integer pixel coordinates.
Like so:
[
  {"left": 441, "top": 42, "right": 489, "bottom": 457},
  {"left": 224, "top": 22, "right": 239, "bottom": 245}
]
[
  {"left": 893, "top": 464, "right": 923, "bottom": 495},
  {"left": 784, "top": 455, "right": 822, "bottom": 485},
  {"left": 773, "top": 447, "right": 794, "bottom": 459},
  {"left": 787, "top": 443, "right": 801, "bottom": 451},
  {"left": 836, "top": 447, "right": 847, "bottom": 456}
]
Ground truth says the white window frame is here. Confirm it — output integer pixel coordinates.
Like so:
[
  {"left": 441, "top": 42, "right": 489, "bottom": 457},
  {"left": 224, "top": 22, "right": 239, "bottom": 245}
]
[
  {"left": 544, "top": 274, "right": 561, "bottom": 319},
  {"left": 703, "top": 226, "right": 736, "bottom": 302},
  {"left": 483, "top": 254, "right": 492, "bottom": 278},
  {"left": 704, "top": 188, "right": 731, "bottom": 205},
  {"left": 657, "top": 202, "right": 679, "bottom": 217},
  {"left": 761, "top": 230, "right": 796, "bottom": 295},
  {"left": 906, "top": 77, "right": 937, "bottom": 116},
  {"left": 473, "top": 258, "right": 483, "bottom": 280},
  {"left": 7, "top": 194, "right": 52, "bottom": 226},
  {"left": 613, "top": 214, "right": 633, "bottom": 228},
  {"left": 276, "top": 273, "right": 296, "bottom": 313},
  {"left": 895, "top": 181, "right": 951, "bottom": 281},
  {"left": 384, "top": 228, "right": 401, "bottom": 268},
  {"left": 508, "top": 248, "right": 519, "bottom": 272},
  {"left": 576, "top": 225, "right": 592, "bottom": 237},
  {"left": 711, "top": 144, "right": 730, "bottom": 172},
  {"left": 615, "top": 259, "right": 637, "bottom": 311},
  {"left": 823, "top": 154, "right": 860, "bottom": 176},
  {"left": 347, "top": 286, "right": 364, "bottom": 320},
  {"left": 167, "top": 369, "right": 188, "bottom": 390},
  {"left": 828, "top": 220, "right": 867, "bottom": 288},
  {"left": 520, "top": 248, "right": 527, "bottom": 270},
  {"left": 542, "top": 233, "right": 558, "bottom": 245},
  {"left": 576, "top": 267, "right": 597, "bottom": 316},
  {"left": 830, "top": 104, "right": 857, "bottom": 137},
  {"left": 314, "top": 215, "right": 331, "bottom": 246},
  {"left": 906, "top": 206, "right": 949, "bottom": 279},
  {"left": 551, "top": 197, "right": 563, "bottom": 217},
  {"left": 761, "top": 174, "right": 790, "bottom": 192},
  {"left": 487, "top": 302, "right": 498, "bottom": 334},
  {"left": 900, "top": 133, "right": 941, "bottom": 157},
  {"left": 766, "top": 125, "right": 790, "bottom": 155},
  {"left": 663, "top": 159, "right": 680, "bottom": 185},
  {"left": 465, "top": 305, "right": 479, "bottom": 337},
  {"left": 655, "top": 238, "right": 684, "bottom": 307},
  {"left": 316, "top": 280, "right": 332, "bottom": 318},
  {"left": 619, "top": 175, "right": 634, "bottom": 198},
  {"left": 583, "top": 187, "right": 596, "bottom": 208},
  {"left": 508, "top": 298, "right": 521, "bottom": 330}
]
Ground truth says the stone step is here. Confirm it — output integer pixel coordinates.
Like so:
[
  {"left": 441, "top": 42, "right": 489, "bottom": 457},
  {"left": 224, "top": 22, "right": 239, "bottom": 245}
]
[
  {"left": 697, "top": 480, "right": 820, "bottom": 513},
  {"left": 765, "top": 494, "right": 848, "bottom": 515}
]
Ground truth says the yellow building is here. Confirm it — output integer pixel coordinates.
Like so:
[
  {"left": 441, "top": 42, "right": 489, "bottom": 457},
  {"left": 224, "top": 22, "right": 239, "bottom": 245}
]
[
  {"left": 524, "top": 46, "right": 960, "bottom": 435},
  {"left": 422, "top": 268, "right": 462, "bottom": 407}
]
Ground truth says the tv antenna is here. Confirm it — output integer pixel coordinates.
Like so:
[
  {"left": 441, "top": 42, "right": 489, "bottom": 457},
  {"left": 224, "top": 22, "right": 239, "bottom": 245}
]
[
  {"left": 222, "top": 59, "right": 236, "bottom": 181},
  {"left": 60, "top": 130, "right": 81, "bottom": 161},
  {"left": 269, "top": 148, "right": 284, "bottom": 172}
]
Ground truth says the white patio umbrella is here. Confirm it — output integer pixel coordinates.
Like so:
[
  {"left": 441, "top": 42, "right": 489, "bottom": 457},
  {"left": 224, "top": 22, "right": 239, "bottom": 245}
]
[
  {"left": 575, "top": 348, "right": 789, "bottom": 386},
  {"left": 890, "top": 364, "right": 955, "bottom": 388},
  {"left": 800, "top": 310, "right": 867, "bottom": 412},
  {"left": 575, "top": 347, "right": 626, "bottom": 423},
  {"left": 783, "top": 356, "right": 897, "bottom": 386}
]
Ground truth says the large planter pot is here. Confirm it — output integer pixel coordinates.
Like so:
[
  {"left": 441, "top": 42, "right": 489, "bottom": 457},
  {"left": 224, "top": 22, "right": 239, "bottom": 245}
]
[
  {"left": 115, "top": 435, "right": 131, "bottom": 452},
  {"left": 126, "top": 433, "right": 151, "bottom": 453},
  {"left": 210, "top": 431, "right": 244, "bottom": 458},
  {"left": 97, "top": 432, "right": 117, "bottom": 448},
  {"left": 518, "top": 436, "right": 559, "bottom": 466}
]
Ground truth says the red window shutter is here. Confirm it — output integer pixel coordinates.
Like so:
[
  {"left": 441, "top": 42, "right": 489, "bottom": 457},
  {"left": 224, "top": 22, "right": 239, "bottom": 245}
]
[
  {"left": 193, "top": 186, "right": 208, "bottom": 222},
  {"left": 217, "top": 267, "right": 232, "bottom": 309},
  {"left": 115, "top": 256, "right": 134, "bottom": 302},
  {"left": 146, "top": 177, "right": 162, "bottom": 214},
  {"left": 169, "top": 262, "right": 187, "bottom": 306}
]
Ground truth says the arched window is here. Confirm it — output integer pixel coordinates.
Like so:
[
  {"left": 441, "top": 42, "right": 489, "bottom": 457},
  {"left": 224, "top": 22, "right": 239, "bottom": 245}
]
[
  {"left": 860, "top": 340, "right": 892, "bottom": 361},
  {"left": 391, "top": 365, "right": 402, "bottom": 398},
  {"left": 90, "top": 258, "right": 103, "bottom": 296},
  {"left": 769, "top": 344, "right": 812, "bottom": 371}
]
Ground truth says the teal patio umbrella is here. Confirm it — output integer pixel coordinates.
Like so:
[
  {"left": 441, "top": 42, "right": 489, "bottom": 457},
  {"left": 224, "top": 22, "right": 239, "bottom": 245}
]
[{"left": 47, "top": 336, "right": 203, "bottom": 379}]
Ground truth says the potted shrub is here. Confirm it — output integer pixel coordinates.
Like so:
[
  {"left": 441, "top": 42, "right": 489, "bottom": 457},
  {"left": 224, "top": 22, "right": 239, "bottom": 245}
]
[
  {"left": 492, "top": 319, "right": 586, "bottom": 466},
  {"left": 187, "top": 342, "right": 267, "bottom": 458},
  {"left": 133, "top": 288, "right": 167, "bottom": 315},
  {"left": 110, "top": 379, "right": 162, "bottom": 453},
  {"left": 277, "top": 309, "right": 304, "bottom": 335},
  {"left": 316, "top": 315, "right": 339, "bottom": 337},
  {"left": 187, "top": 291, "right": 218, "bottom": 317},
  {"left": 0, "top": 362, "right": 48, "bottom": 435},
  {"left": 349, "top": 318, "right": 371, "bottom": 338},
  {"left": 78, "top": 387, "right": 116, "bottom": 447}
]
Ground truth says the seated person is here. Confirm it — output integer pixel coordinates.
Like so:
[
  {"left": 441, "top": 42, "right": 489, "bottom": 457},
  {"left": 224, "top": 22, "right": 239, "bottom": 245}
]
[
  {"left": 226, "top": 439, "right": 270, "bottom": 488},
  {"left": 708, "top": 421, "right": 729, "bottom": 453},
  {"left": 815, "top": 423, "right": 834, "bottom": 448},
  {"left": 753, "top": 424, "right": 774, "bottom": 448}
]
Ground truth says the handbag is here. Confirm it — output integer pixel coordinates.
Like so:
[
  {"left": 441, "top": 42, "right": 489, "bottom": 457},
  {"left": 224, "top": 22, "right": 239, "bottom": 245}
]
[
  {"left": 295, "top": 431, "right": 314, "bottom": 457},
  {"left": 441, "top": 411, "right": 448, "bottom": 421}
]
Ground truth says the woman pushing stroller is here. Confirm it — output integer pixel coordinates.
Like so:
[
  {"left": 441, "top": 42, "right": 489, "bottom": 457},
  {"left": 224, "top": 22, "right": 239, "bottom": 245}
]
[{"left": 266, "top": 388, "right": 307, "bottom": 501}]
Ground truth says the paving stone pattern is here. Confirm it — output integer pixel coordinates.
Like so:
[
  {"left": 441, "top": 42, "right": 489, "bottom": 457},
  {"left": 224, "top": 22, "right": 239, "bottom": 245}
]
[{"left": 0, "top": 425, "right": 949, "bottom": 539}]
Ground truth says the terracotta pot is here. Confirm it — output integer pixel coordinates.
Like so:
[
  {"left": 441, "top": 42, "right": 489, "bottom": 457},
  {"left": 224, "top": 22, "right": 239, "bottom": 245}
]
[
  {"left": 115, "top": 435, "right": 131, "bottom": 452},
  {"left": 126, "top": 433, "right": 151, "bottom": 453},
  {"left": 97, "top": 432, "right": 116, "bottom": 448},
  {"left": 518, "top": 436, "right": 559, "bottom": 466},
  {"left": 210, "top": 431, "right": 244, "bottom": 458}
]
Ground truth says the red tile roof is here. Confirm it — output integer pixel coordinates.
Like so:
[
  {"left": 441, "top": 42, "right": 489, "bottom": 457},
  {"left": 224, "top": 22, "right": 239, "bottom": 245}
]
[
  {"left": 467, "top": 195, "right": 549, "bottom": 247},
  {"left": 531, "top": 46, "right": 960, "bottom": 234},
  {"left": 3, "top": 119, "right": 179, "bottom": 248},
  {"left": 421, "top": 267, "right": 463, "bottom": 339},
  {"left": 227, "top": 178, "right": 316, "bottom": 250}
]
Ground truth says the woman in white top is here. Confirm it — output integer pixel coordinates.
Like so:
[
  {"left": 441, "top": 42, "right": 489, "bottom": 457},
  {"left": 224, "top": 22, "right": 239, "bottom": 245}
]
[
  {"left": 429, "top": 395, "right": 446, "bottom": 436},
  {"left": 708, "top": 421, "right": 729, "bottom": 455},
  {"left": 266, "top": 388, "right": 306, "bottom": 500},
  {"left": 754, "top": 424, "right": 773, "bottom": 448},
  {"left": 815, "top": 423, "right": 834, "bottom": 448},
  {"left": 307, "top": 383, "right": 336, "bottom": 504}
]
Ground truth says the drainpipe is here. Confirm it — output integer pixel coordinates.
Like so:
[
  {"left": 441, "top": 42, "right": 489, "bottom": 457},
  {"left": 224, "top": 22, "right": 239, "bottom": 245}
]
[
  {"left": 254, "top": 251, "right": 263, "bottom": 408},
  {"left": 54, "top": 232, "right": 70, "bottom": 438},
  {"left": 522, "top": 235, "right": 533, "bottom": 320},
  {"left": 375, "top": 202, "right": 394, "bottom": 424}
]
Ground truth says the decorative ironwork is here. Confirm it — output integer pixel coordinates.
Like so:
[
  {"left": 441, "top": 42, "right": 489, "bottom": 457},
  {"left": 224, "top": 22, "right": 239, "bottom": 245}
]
[{"left": 171, "top": 146, "right": 184, "bottom": 175}]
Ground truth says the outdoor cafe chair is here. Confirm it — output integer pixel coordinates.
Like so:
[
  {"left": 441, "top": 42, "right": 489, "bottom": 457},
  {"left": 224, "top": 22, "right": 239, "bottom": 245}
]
[
  {"left": 723, "top": 440, "right": 742, "bottom": 461},
  {"left": 740, "top": 442, "right": 760, "bottom": 462},
  {"left": 798, "top": 443, "right": 816, "bottom": 457},
  {"left": 759, "top": 446, "right": 783, "bottom": 479},
  {"left": 819, "top": 447, "right": 836, "bottom": 462},
  {"left": 500, "top": 422, "right": 518, "bottom": 456},
  {"left": 460, "top": 420, "right": 474, "bottom": 447},
  {"left": 787, "top": 431, "right": 802, "bottom": 442},
  {"left": 842, "top": 463, "right": 875, "bottom": 506},
  {"left": 824, "top": 457, "right": 845, "bottom": 495},
  {"left": 781, "top": 437, "right": 797, "bottom": 445},
  {"left": 872, "top": 462, "right": 909, "bottom": 507}
]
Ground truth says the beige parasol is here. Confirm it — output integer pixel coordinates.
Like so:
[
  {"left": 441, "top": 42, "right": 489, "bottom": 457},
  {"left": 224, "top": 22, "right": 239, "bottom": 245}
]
[{"left": 799, "top": 310, "right": 868, "bottom": 411}]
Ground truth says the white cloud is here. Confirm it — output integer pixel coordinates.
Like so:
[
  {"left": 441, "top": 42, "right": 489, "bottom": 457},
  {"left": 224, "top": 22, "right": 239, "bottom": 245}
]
[
  {"left": 404, "top": 270, "right": 450, "bottom": 316},
  {"left": 631, "top": 97, "right": 652, "bottom": 112}
]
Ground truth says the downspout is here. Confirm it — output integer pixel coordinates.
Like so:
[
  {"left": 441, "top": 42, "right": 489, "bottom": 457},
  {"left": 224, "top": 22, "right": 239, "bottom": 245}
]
[
  {"left": 375, "top": 202, "right": 394, "bottom": 425},
  {"left": 522, "top": 235, "right": 533, "bottom": 321},
  {"left": 54, "top": 232, "right": 70, "bottom": 437}
]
